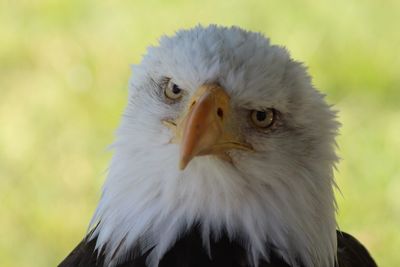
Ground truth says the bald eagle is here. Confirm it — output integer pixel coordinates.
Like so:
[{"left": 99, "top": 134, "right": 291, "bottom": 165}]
[{"left": 59, "top": 25, "right": 376, "bottom": 267}]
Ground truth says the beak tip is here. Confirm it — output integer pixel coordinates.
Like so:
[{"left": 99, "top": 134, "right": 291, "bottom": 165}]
[
  {"left": 179, "top": 155, "right": 193, "bottom": 170},
  {"left": 179, "top": 159, "right": 188, "bottom": 170}
]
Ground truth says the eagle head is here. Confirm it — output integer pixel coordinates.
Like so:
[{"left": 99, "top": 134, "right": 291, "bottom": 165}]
[{"left": 90, "top": 25, "right": 339, "bottom": 267}]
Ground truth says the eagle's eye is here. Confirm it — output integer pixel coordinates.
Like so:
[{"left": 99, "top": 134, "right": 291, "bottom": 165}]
[
  {"left": 164, "top": 80, "right": 183, "bottom": 100},
  {"left": 250, "top": 109, "right": 275, "bottom": 128}
]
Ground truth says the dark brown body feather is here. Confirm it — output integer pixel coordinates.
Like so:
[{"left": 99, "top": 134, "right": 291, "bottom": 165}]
[{"left": 59, "top": 229, "right": 376, "bottom": 267}]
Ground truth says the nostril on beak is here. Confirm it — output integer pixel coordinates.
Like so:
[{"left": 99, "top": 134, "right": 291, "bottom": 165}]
[{"left": 217, "top": 108, "right": 224, "bottom": 119}]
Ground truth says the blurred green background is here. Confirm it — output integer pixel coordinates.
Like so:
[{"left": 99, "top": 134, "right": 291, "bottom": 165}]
[{"left": 1, "top": 0, "right": 399, "bottom": 266}]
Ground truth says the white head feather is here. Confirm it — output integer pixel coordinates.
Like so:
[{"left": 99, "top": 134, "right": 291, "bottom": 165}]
[{"left": 89, "top": 25, "right": 339, "bottom": 267}]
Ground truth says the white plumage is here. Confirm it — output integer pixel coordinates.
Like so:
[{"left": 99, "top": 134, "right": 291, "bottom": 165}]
[{"left": 89, "top": 25, "right": 339, "bottom": 267}]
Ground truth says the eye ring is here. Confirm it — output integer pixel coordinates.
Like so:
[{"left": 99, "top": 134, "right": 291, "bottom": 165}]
[
  {"left": 250, "top": 109, "right": 275, "bottom": 128},
  {"left": 164, "top": 80, "right": 183, "bottom": 100}
]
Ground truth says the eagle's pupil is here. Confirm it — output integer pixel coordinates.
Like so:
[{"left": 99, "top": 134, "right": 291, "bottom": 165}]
[
  {"left": 256, "top": 111, "right": 266, "bottom": 121},
  {"left": 172, "top": 84, "right": 181, "bottom": 94}
]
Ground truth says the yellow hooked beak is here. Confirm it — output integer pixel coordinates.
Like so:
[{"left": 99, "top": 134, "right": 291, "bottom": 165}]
[{"left": 164, "top": 84, "right": 252, "bottom": 170}]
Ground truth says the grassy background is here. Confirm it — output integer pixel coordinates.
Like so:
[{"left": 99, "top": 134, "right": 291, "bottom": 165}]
[{"left": 1, "top": 0, "right": 399, "bottom": 266}]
